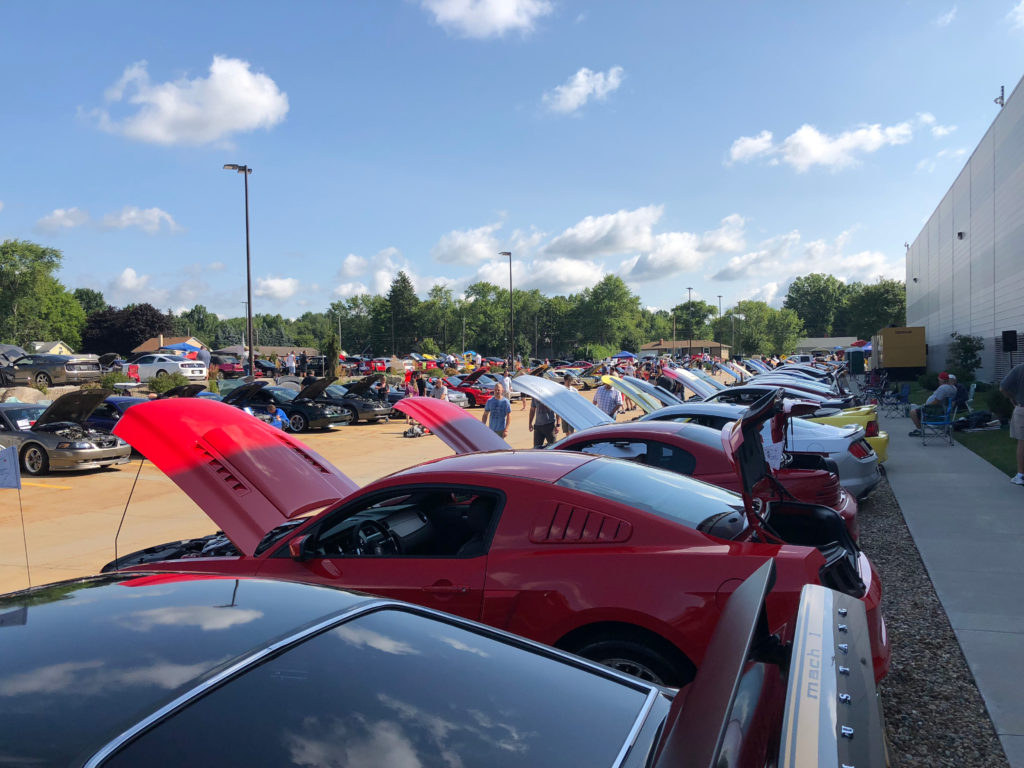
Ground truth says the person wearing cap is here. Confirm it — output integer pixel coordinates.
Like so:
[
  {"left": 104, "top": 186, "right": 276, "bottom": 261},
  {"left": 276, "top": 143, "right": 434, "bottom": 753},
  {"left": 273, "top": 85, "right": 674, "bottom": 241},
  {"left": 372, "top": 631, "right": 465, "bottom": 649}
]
[
  {"left": 1000, "top": 361, "right": 1024, "bottom": 485},
  {"left": 908, "top": 371, "right": 957, "bottom": 436}
]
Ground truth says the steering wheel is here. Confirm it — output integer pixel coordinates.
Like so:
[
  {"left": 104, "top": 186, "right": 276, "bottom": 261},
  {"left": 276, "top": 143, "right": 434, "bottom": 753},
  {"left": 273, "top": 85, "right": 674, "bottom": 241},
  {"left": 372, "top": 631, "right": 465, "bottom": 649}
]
[{"left": 352, "top": 520, "right": 399, "bottom": 555}]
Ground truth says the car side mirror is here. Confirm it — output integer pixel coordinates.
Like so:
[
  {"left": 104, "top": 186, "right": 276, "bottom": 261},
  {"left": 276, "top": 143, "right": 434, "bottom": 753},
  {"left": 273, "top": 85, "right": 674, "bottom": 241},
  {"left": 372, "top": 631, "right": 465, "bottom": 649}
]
[{"left": 289, "top": 534, "right": 312, "bottom": 561}]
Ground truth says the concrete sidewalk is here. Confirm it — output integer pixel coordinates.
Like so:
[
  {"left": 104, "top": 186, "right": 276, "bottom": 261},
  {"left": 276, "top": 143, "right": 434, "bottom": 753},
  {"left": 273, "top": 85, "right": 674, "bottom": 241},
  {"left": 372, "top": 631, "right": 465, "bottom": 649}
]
[{"left": 879, "top": 409, "right": 1024, "bottom": 765}]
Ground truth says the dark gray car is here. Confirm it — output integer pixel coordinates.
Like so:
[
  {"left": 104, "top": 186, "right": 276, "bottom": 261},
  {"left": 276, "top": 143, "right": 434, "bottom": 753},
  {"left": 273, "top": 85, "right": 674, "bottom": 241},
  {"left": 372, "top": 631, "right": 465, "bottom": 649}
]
[{"left": 0, "top": 353, "right": 102, "bottom": 387}]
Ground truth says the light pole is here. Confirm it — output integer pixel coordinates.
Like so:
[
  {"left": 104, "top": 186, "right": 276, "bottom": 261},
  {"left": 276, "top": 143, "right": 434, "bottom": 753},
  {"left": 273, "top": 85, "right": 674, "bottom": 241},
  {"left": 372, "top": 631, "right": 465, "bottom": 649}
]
[
  {"left": 499, "top": 251, "right": 513, "bottom": 366},
  {"left": 731, "top": 313, "right": 745, "bottom": 356},
  {"left": 686, "top": 287, "right": 693, "bottom": 360},
  {"left": 223, "top": 164, "right": 254, "bottom": 376},
  {"left": 717, "top": 295, "right": 722, "bottom": 318}
]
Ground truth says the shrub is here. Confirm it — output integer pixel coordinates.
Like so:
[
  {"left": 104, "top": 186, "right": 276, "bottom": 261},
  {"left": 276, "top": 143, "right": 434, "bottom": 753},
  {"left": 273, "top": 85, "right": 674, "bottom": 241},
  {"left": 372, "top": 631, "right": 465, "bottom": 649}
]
[
  {"left": 99, "top": 372, "right": 131, "bottom": 390},
  {"left": 423, "top": 367, "right": 445, "bottom": 377},
  {"left": 947, "top": 332, "right": 984, "bottom": 383},
  {"left": 985, "top": 388, "right": 1014, "bottom": 422},
  {"left": 148, "top": 372, "right": 190, "bottom": 394},
  {"left": 917, "top": 372, "right": 939, "bottom": 391}
]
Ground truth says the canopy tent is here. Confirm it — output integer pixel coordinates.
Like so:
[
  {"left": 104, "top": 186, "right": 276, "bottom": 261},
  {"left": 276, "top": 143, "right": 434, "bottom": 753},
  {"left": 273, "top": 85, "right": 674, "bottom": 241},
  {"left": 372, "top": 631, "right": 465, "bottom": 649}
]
[
  {"left": 849, "top": 339, "right": 869, "bottom": 347},
  {"left": 611, "top": 351, "right": 636, "bottom": 359},
  {"left": 161, "top": 341, "right": 201, "bottom": 352}
]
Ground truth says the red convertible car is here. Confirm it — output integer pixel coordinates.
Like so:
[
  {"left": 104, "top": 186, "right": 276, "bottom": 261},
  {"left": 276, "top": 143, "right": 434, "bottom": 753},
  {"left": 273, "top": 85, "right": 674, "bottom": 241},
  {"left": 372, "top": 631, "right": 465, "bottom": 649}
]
[{"left": 105, "top": 398, "right": 889, "bottom": 687}]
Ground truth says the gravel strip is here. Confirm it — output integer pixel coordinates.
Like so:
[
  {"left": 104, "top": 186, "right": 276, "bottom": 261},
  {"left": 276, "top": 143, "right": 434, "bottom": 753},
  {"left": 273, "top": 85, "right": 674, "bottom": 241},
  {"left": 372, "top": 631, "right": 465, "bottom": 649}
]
[{"left": 858, "top": 476, "right": 1009, "bottom": 767}]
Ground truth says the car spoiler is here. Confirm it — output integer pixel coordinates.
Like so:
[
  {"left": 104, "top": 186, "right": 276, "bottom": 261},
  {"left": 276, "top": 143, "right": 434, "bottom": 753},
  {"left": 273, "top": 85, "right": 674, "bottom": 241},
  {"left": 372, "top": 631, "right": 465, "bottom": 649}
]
[{"left": 653, "top": 559, "right": 886, "bottom": 768}]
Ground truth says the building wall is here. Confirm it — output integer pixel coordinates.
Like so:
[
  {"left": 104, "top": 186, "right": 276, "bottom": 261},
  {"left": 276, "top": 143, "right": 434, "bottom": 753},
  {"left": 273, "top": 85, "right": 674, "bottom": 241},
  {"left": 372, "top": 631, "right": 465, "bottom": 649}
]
[{"left": 906, "top": 74, "right": 1024, "bottom": 382}]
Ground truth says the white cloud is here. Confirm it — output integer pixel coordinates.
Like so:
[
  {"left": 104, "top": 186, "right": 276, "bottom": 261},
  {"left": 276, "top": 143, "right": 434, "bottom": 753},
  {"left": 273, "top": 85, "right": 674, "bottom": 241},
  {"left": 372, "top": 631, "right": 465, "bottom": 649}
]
[
  {"left": 334, "top": 281, "right": 369, "bottom": 298},
  {"left": 543, "top": 66, "right": 624, "bottom": 114},
  {"left": 931, "top": 124, "right": 957, "bottom": 137},
  {"left": 728, "top": 121, "right": 914, "bottom": 172},
  {"left": 0, "top": 201, "right": 4, "bottom": 213},
  {"left": 473, "top": 255, "right": 604, "bottom": 294},
  {"left": 208, "top": 262, "right": 225, "bottom": 271},
  {"left": 90, "top": 56, "right": 288, "bottom": 146},
  {"left": 916, "top": 146, "right": 968, "bottom": 173},
  {"left": 546, "top": 205, "right": 661, "bottom": 257},
  {"left": 420, "top": 0, "right": 552, "bottom": 38},
  {"left": 935, "top": 7, "right": 956, "bottom": 26},
  {"left": 618, "top": 231, "right": 703, "bottom": 282},
  {"left": 114, "top": 267, "right": 151, "bottom": 292},
  {"left": 102, "top": 206, "right": 179, "bottom": 233},
  {"left": 699, "top": 214, "right": 746, "bottom": 253},
  {"left": 254, "top": 276, "right": 299, "bottom": 301},
  {"left": 431, "top": 222, "right": 503, "bottom": 264},
  {"left": 1009, "top": 1, "right": 1024, "bottom": 29},
  {"left": 340, "top": 254, "right": 368, "bottom": 278},
  {"left": 36, "top": 207, "right": 89, "bottom": 232},
  {"left": 729, "top": 130, "right": 774, "bottom": 164}
]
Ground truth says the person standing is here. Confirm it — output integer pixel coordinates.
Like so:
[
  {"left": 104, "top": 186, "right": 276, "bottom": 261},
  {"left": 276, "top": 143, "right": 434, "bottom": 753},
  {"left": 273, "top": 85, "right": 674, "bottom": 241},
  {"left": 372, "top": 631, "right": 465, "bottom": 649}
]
[
  {"left": 475, "top": 352, "right": 482, "bottom": 369},
  {"left": 529, "top": 398, "right": 559, "bottom": 447},
  {"left": 482, "top": 382, "right": 511, "bottom": 437},
  {"left": 196, "top": 346, "right": 212, "bottom": 378},
  {"left": 433, "top": 377, "right": 449, "bottom": 401},
  {"left": 593, "top": 380, "right": 623, "bottom": 418},
  {"left": 286, "top": 351, "right": 297, "bottom": 375},
  {"left": 416, "top": 373, "right": 427, "bottom": 397},
  {"left": 299, "top": 351, "right": 308, "bottom": 374},
  {"left": 561, "top": 374, "right": 578, "bottom": 435},
  {"left": 1000, "top": 362, "right": 1024, "bottom": 485}
]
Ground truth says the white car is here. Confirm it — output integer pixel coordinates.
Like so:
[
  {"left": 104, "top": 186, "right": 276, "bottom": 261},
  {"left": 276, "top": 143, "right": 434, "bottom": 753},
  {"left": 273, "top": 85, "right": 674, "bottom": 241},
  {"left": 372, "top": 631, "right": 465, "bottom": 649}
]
[{"left": 132, "top": 354, "right": 207, "bottom": 382}]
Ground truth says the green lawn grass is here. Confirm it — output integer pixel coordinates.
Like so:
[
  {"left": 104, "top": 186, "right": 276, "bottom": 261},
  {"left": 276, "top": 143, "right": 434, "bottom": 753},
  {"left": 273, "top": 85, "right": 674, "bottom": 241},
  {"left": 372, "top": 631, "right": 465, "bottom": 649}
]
[{"left": 953, "top": 426, "right": 1018, "bottom": 477}]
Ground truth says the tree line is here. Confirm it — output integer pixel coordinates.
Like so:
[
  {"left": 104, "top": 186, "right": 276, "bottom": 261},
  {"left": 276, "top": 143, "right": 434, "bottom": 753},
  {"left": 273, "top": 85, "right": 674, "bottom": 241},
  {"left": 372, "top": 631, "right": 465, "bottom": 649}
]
[{"left": 0, "top": 239, "right": 905, "bottom": 360}]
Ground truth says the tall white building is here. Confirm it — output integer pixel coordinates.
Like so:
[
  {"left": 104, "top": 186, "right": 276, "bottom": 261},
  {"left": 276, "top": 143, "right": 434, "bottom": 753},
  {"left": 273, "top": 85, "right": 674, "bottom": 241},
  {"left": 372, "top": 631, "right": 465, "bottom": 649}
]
[{"left": 906, "top": 74, "right": 1024, "bottom": 382}]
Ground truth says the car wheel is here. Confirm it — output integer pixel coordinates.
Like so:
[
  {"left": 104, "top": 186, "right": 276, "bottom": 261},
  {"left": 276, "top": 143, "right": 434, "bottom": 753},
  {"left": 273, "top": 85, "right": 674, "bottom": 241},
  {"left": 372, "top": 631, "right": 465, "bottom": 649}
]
[
  {"left": 34, "top": 372, "right": 52, "bottom": 387},
  {"left": 21, "top": 444, "right": 50, "bottom": 476},
  {"left": 342, "top": 405, "right": 359, "bottom": 424},
  {"left": 154, "top": 369, "right": 168, "bottom": 378},
  {"left": 571, "top": 636, "right": 695, "bottom": 687},
  {"left": 288, "top": 413, "right": 308, "bottom": 432}
]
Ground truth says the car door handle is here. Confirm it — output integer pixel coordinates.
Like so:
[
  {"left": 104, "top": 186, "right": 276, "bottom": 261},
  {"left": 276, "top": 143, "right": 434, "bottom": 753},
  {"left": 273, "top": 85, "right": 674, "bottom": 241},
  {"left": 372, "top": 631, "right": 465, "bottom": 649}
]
[{"left": 422, "top": 583, "right": 469, "bottom": 594}]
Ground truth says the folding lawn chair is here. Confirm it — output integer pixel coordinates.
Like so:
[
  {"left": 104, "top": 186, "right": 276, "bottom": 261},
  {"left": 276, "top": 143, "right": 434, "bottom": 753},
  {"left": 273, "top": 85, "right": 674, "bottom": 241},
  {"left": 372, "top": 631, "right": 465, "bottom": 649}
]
[
  {"left": 881, "top": 383, "right": 911, "bottom": 417},
  {"left": 920, "top": 397, "right": 955, "bottom": 446}
]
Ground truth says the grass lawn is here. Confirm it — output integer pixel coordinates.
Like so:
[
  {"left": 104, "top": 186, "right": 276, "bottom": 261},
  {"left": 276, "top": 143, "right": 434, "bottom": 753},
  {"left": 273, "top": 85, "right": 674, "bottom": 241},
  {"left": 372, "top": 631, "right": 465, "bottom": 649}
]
[{"left": 953, "top": 426, "right": 1018, "bottom": 477}]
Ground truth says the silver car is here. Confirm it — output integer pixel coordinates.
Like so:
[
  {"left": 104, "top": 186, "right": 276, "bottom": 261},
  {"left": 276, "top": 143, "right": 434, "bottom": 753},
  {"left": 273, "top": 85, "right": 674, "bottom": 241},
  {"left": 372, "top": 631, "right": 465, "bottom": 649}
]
[
  {"left": 131, "top": 353, "right": 207, "bottom": 381},
  {"left": 0, "top": 389, "right": 132, "bottom": 475},
  {"left": 0, "top": 354, "right": 102, "bottom": 387}
]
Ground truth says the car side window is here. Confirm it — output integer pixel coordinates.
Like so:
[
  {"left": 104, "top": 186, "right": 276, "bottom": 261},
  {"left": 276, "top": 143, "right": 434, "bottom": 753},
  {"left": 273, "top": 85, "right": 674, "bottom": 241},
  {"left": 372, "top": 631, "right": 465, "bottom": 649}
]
[
  {"left": 569, "top": 439, "right": 648, "bottom": 462},
  {"left": 645, "top": 441, "right": 696, "bottom": 475},
  {"left": 306, "top": 488, "right": 501, "bottom": 559}
]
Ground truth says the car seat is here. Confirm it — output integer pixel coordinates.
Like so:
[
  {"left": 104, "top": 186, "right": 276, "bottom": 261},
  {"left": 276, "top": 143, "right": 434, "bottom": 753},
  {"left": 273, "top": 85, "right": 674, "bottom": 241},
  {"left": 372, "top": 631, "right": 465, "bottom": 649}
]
[{"left": 457, "top": 497, "right": 493, "bottom": 556}]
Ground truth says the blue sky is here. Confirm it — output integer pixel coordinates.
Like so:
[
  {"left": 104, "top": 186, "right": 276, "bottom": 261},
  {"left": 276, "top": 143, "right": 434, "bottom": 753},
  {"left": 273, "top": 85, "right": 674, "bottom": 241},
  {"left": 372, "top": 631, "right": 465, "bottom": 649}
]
[{"left": 2, "top": 1, "right": 1023, "bottom": 319}]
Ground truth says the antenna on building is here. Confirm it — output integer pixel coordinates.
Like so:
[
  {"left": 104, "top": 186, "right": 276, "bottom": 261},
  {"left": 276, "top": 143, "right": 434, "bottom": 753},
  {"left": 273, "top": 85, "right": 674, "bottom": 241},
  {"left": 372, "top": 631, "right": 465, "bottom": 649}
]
[{"left": 995, "top": 85, "right": 1005, "bottom": 108}]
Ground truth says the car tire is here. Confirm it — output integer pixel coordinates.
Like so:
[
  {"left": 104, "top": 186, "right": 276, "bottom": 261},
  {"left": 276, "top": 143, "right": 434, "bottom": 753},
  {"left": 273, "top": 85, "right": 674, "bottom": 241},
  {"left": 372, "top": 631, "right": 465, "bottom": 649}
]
[
  {"left": 342, "top": 405, "right": 359, "bottom": 424},
  {"left": 34, "top": 372, "right": 52, "bottom": 387},
  {"left": 154, "top": 369, "right": 168, "bottom": 378},
  {"left": 21, "top": 444, "right": 49, "bottom": 476},
  {"left": 571, "top": 636, "right": 695, "bottom": 687},
  {"left": 288, "top": 413, "right": 308, "bottom": 432}
]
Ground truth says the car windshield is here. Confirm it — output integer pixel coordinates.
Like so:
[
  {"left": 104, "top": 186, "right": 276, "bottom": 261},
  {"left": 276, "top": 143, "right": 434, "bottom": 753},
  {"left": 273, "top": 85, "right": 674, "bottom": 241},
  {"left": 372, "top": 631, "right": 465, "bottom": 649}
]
[
  {"left": 325, "top": 385, "right": 350, "bottom": 397},
  {"left": 268, "top": 388, "right": 297, "bottom": 402},
  {"left": 556, "top": 456, "right": 745, "bottom": 529},
  {"left": 3, "top": 406, "right": 46, "bottom": 429}
]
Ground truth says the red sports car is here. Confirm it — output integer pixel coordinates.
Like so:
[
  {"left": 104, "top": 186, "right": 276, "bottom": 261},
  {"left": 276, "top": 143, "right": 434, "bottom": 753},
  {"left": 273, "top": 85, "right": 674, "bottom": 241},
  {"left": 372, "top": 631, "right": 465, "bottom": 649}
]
[
  {"left": 442, "top": 368, "right": 494, "bottom": 407},
  {"left": 106, "top": 398, "right": 889, "bottom": 687},
  {"left": 499, "top": 376, "right": 859, "bottom": 540}
]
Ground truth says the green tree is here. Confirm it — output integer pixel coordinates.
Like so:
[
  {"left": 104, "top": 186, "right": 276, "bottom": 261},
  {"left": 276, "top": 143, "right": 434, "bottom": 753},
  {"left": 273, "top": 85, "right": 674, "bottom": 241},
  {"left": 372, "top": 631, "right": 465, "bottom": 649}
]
[
  {"left": 670, "top": 299, "right": 717, "bottom": 346},
  {"left": 34, "top": 277, "right": 87, "bottom": 349},
  {"left": 0, "top": 239, "right": 63, "bottom": 344},
  {"left": 947, "top": 332, "right": 984, "bottom": 383},
  {"left": 783, "top": 273, "right": 850, "bottom": 337},
  {"left": 72, "top": 287, "right": 108, "bottom": 317},
  {"left": 766, "top": 307, "right": 804, "bottom": 355},
  {"left": 386, "top": 271, "right": 420, "bottom": 354},
  {"left": 81, "top": 303, "right": 174, "bottom": 355},
  {"left": 842, "top": 279, "right": 906, "bottom": 339},
  {"left": 575, "top": 275, "right": 642, "bottom": 349}
]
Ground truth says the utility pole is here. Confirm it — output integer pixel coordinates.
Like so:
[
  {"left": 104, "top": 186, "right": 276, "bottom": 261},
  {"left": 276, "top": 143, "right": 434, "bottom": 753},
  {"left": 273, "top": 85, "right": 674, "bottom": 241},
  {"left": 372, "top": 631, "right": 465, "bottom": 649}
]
[
  {"left": 687, "top": 287, "right": 693, "bottom": 360},
  {"left": 499, "top": 251, "right": 513, "bottom": 365}
]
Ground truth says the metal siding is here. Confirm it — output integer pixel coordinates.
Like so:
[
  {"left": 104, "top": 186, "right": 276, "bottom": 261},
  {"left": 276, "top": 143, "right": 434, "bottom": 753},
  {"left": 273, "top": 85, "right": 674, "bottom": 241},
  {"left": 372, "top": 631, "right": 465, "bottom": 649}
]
[{"left": 907, "top": 72, "right": 1024, "bottom": 381}]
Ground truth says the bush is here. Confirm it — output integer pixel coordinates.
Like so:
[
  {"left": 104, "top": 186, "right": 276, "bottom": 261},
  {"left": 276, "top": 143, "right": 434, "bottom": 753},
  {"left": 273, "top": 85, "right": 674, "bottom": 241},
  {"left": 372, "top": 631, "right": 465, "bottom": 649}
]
[
  {"left": 148, "top": 372, "right": 190, "bottom": 394},
  {"left": 99, "top": 372, "right": 131, "bottom": 390},
  {"left": 947, "top": 332, "right": 984, "bottom": 383},
  {"left": 917, "top": 372, "right": 939, "bottom": 391},
  {"left": 423, "top": 367, "right": 445, "bottom": 377},
  {"left": 985, "top": 388, "right": 1015, "bottom": 422}
]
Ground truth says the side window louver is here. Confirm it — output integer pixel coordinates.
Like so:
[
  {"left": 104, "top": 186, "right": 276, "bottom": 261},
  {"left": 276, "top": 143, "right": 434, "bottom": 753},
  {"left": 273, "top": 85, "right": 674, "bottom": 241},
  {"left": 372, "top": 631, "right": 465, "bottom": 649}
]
[{"left": 530, "top": 504, "right": 632, "bottom": 543}]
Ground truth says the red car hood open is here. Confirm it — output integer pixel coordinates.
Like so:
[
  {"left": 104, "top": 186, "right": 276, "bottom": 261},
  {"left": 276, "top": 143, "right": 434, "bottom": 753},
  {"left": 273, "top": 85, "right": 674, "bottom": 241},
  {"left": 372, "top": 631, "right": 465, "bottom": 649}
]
[
  {"left": 393, "top": 397, "right": 510, "bottom": 454},
  {"left": 113, "top": 399, "right": 359, "bottom": 556}
]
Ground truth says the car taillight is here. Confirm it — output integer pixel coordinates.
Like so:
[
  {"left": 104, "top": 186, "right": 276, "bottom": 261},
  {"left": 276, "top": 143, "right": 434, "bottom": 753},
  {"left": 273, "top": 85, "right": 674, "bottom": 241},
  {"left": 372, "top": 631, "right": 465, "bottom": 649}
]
[
  {"left": 865, "top": 419, "right": 879, "bottom": 437},
  {"left": 849, "top": 441, "right": 871, "bottom": 459}
]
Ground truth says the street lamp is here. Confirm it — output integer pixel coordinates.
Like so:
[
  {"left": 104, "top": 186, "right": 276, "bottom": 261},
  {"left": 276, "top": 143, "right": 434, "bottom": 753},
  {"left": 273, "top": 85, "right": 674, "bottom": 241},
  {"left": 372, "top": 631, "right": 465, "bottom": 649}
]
[
  {"left": 223, "top": 163, "right": 254, "bottom": 376},
  {"left": 686, "top": 287, "right": 693, "bottom": 361},
  {"left": 499, "top": 251, "right": 513, "bottom": 366},
  {"left": 717, "top": 295, "right": 722, "bottom": 318},
  {"left": 731, "top": 313, "right": 745, "bottom": 356}
]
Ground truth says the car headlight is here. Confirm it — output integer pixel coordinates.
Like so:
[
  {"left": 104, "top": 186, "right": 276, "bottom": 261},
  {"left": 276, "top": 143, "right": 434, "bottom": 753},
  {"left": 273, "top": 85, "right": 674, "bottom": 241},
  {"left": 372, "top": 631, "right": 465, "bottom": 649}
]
[{"left": 57, "top": 441, "right": 93, "bottom": 449}]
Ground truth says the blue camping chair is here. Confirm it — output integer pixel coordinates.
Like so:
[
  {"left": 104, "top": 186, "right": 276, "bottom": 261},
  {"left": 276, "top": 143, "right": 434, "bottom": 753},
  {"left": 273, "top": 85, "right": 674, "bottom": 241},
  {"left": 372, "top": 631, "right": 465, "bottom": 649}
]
[{"left": 920, "top": 397, "right": 956, "bottom": 446}]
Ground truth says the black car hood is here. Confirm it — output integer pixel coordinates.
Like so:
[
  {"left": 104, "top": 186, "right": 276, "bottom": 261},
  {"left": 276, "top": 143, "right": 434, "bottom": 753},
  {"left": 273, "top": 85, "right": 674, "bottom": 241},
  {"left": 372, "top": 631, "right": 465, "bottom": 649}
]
[
  {"left": 221, "top": 380, "right": 270, "bottom": 404},
  {"left": 32, "top": 389, "right": 115, "bottom": 429},
  {"left": 339, "top": 374, "right": 378, "bottom": 397},
  {"left": 296, "top": 376, "right": 337, "bottom": 401}
]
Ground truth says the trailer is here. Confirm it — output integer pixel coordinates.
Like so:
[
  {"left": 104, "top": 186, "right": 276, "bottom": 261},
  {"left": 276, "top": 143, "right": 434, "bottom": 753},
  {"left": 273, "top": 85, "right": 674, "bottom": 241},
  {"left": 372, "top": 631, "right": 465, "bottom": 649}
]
[{"left": 871, "top": 326, "right": 926, "bottom": 379}]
